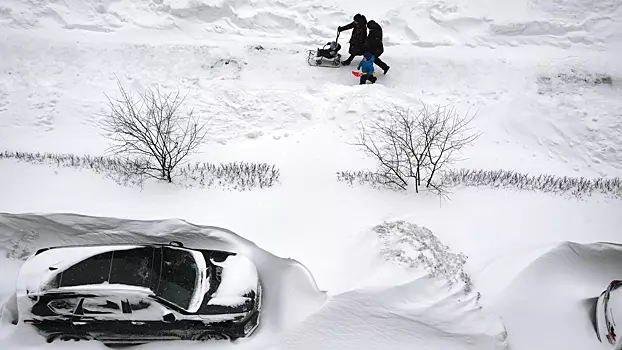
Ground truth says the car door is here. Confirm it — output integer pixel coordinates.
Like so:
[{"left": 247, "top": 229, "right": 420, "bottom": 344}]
[
  {"left": 70, "top": 296, "right": 125, "bottom": 340},
  {"left": 118, "top": 294, "right": 186, "bottom": 341},
  {"left": 42, "top": 296, "right": 83, "bottom": 336}
]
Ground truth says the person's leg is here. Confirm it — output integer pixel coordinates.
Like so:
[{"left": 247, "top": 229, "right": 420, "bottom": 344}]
[
  {"left": 342, "top": 54, "right": 355, "bottom": 65},
  {"left": 343, "top": 44, "right": 363, "bottom": 65},
  {"left": 374, "top": 56, "right": 389, "bottom": 72},
  {"left": 369, "top": 74, "right": 377, "bottom": 83},
  {"left": 371, "top": 52, "right": 390, "bottom": 74},
  {"left": 359, "top": 74, "right": 367, "bottom": 84}
]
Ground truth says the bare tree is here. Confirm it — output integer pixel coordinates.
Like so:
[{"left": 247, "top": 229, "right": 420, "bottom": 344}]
[
  {"left": 352, "top": 102, "right": 480, "bottom": 195},
  {"left": 101, "top": 78, "right": 209, "bottom": 183}
]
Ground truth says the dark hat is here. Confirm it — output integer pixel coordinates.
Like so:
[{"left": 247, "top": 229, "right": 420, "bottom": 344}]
[
  {"left": 363, "top": 52, "right": 372, "bottom": 60},
  {"left": 353, "top": 13, "right": 367, "bottom": 23}
]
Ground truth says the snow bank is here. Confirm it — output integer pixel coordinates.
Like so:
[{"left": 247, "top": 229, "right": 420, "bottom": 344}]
[
  {"left": 495, "top": 241, "right": 622, "bottom": 350},
  {"left": 0, "top": 212, "right": 327, "bottom": 348},
  {"left": 270, "top": 277, "right": 506, "bottom": 350},
  {"left": 269, "top": 220, "right": 508, "bottom": 350},
  {"left": 0, "top": 0, "right": 342, "bottom": 41},
  {"left": 3, "top": 0, "right": 620, "bottom": 49}
]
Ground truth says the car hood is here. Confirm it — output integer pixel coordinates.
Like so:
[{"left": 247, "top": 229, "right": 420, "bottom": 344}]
[
  {"left": 15, "top": 244, "right": 143, "bottom": 296},
  {"left": 205, "top": 253, "right": 259, "bottom": 307}
]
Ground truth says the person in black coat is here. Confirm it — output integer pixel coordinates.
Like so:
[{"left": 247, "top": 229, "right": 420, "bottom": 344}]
[
  {"left": 365, "top": 20, "right": 390, "bottom": 74},
  {"left": 337, "top": 13, "right": 367, "bottom": 66}
]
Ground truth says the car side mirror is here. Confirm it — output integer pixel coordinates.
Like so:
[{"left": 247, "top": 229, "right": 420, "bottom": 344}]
[{"left": 162, "top": 313, "right": 176, "bottom": 323}]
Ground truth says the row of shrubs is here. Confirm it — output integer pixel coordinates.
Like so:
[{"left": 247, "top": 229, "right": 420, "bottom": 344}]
[
  {"left": 3, "top": 150, "right": 621, "bottom": 198},
  {"left": 0, "top": 151, "right": 280, "bottom": 190},
  {"left": 336, "top": 168, "right": 622, "bottom": 199}
]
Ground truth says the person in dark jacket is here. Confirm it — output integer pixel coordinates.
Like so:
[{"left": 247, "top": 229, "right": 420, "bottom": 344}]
[
  {"left": 365, "top": 20, "right": 390, "bottom": 74},
  {"left": 337, "top": 13, "right": 367, "bottom": 66}
]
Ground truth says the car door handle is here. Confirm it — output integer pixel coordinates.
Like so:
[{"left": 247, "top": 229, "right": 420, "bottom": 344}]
[
  {"left": 131, "top": 321, "right": 145, "bottom": 325},
  {"left": 72, "top": 321, "right": 87, "bottom": 325}
]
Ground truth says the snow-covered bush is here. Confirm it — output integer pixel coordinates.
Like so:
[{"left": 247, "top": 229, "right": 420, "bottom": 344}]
[
  {"left": 338, "top": 167, "right": 622, "bottom": 199},
  {"left": 349, "top": 103, "right": 480, "bottom": 196},
  {"left": 441, "top": 168, "right": 622, "bottom": 199},
  {"left": 372, "top": 220, "right": 473, "bottom": 295},
  {"left": 0, "top": 151, "right": 280, "bottom": 190},
  {"left": 537, "top": 68, "right": 613, "bottom": 95}
]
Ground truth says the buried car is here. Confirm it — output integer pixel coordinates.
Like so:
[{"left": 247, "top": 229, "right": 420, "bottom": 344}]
[
  {"left": 595, "top": 280, "right": 622, "bottom": 349},
  {"left": 13, "top": 241, "right": 262, "bottom": 345}
]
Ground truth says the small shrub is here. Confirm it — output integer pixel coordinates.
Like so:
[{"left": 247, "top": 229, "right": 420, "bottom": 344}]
[
  {"left": 351, "top": 102, "right": 480, "bottom": 196},
  {"left": 338, "top": 167, "right": 622, "bottom": 199},
  {"left": 441, "top": 168, "right": 622, "bottom": 199},
  {"left": 0, "top": 150, "right": 280, "bottom": 190},
  {"left": 101, "top": 78, "right": 209, "bottom": 183},
  {"left": 537, "top": 68, "right": 614, "bottom": 95}
]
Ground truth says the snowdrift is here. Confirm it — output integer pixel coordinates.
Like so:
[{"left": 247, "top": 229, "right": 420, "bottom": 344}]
[
  {"left": 495, "top": 241, "right": 622, "bottom": 350},
  {"left": 270, "top": 220, "right": 509, "bottom": 350},
  {"left": 0, "top": 0, "right": 344, "bottom": 40},
  {"left": 270, "top": 277, "right": 504, "bottom": 350},
  {"left": 2, "top": 0, "right": 620, "bottom": 49}
]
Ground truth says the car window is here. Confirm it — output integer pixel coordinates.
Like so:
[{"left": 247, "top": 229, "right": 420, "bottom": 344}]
[
  {"left": 48, "top": 298, "right": 80, "bottom": 316},
  {"left": 81, "top": 297, "right": 123, "bottom": 316},
  {"left": 109, "top": 247, "right": 155, "bottom": 288},
  {"left": 124, "top": 295, "right": 170, "bottom": 321},
  {"left": 154, "top": 247, "right": 198, "bottom": 310},
  {"left": 59, "top": 252, "right": 113, "bottom": 287}
]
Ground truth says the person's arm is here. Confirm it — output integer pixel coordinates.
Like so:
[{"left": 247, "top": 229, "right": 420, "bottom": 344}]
[{"left": 338, "top": 21, "right": 355, "bottom": 32}]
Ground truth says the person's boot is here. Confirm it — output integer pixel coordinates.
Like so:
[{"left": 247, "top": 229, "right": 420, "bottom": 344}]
[
  {"left": 341, "top": 54, "right": 354, "bottom": 66},
  {"left": 383, "top": 66, "right": 390, "bottom": 75}
]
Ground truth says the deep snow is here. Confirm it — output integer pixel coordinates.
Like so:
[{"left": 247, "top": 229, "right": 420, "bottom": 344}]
[{"left": 1, "top": 0, "right": 622, "bottom": 349}]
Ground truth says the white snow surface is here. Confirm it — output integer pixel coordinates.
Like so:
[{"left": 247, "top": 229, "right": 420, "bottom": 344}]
[
  {"left": 212, "top": 253, "right": 259, "bottom": 300},
  {"left": 0, "top": 0, "right": 621, "bottom": 349}
]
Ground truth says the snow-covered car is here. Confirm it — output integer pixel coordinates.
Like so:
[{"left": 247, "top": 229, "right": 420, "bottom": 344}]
[
  {"left": 595, "top": 280, "right": 622, "bottom": 349},
  {"left": 14, "top": 241, "right": 262, "bottom": 345}
]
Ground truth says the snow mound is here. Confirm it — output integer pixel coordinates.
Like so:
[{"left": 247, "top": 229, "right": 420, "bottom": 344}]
[
  {"left": 269, "top": 220, "right": 508, "bottom": 350},
  {"left": 495, "top": 241, "right": 622, "bottom": 350},
  {"left": 3, "top": 0, "right": 620, "bottom": 49},
  {"left": 271, "top": 277, "right": 507, "bottom": 350},
  {"left": 380, "top": 0, "right": 621, "bottom": 48},
  {"left": 0, "top": 0, "right": 343, "bottom": 40},
  {"left": 0, "top": 212, "right": 327, "bottom": 348}
]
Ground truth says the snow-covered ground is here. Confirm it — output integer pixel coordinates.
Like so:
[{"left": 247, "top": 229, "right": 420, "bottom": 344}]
[{"left": 1, "top": 0, "right": 621, "bottom": 349}]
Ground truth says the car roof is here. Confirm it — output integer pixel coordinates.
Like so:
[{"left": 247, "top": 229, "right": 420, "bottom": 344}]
[
  {"left": 33, "top": 241, "right": 237, "bottom": 257},
  {"left": 47, "top": 283, "right": 154, "bottom": 296},
  {"left": 34, "top": 241, "right": 178, "bottom": 256}
]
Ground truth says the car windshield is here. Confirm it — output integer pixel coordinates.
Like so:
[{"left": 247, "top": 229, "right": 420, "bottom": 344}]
[{"left": 153, "top": 247, "right": 202, "bottom": 311}]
